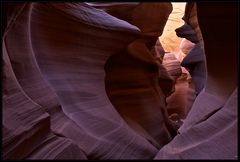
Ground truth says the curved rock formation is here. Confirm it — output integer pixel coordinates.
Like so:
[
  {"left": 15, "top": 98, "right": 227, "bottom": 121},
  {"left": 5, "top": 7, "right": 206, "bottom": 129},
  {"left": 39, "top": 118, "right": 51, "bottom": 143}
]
[
  {"left": 176, "top": 22, "right": 206, "bottom": 95},
  {"left": 102, "top": 2, "right": 178, "bottom": 148},
  {"left": 2, "top": 2, "right": 237, "bottom": 160},
  {"left": 2, "top": 2, "right": 176, "bottom": 160},
  {"left": 2, "top": 2, "right": 158, "bottom": 159},
  {"left": 155, "top": 2, "right": 238, "bottom": 159}
]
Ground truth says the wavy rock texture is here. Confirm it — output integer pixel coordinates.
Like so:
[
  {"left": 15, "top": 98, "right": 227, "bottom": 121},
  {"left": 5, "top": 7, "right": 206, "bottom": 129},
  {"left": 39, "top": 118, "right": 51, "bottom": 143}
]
[
  {"left": 163, "top": 24, "right": 201, "bottom": 119},
  {"left": 2, "top": 3, "right": 87, "bottom": 159},
  {"left": 161, "top": 29, "right": 197, "bottom": 119},
  {"left": 162, "top": 51, "right": 196, "bottom": 119},
  {"left": 2, "top": 2, "right": 175, "bottom": 160},
  {"left": 155, "top": 2, "right": 238, "bottom": 159},
  {"left": 96, "top": 2, "right": 177, "bottom": 148},
  {"left": 158, "top": 2, "right": 196, "bottom": 120},
  {"left": 175, "top": 23, "right": 206, "bottom": 95},
  {"left": 2, "top": 2, "right": 237, "bottom": 160}
]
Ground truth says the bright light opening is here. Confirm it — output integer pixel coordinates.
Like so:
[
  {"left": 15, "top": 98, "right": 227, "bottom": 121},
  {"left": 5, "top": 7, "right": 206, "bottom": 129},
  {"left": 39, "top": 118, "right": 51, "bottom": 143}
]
[{"left": 159, "top": 2, "right": 186, "bottom": 54}]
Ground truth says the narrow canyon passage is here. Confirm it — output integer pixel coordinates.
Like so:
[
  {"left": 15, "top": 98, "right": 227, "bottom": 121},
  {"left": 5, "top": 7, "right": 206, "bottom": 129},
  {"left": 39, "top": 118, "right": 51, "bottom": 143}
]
[{"left": 159, "top": 2, "right": 197, "bottom": 119}]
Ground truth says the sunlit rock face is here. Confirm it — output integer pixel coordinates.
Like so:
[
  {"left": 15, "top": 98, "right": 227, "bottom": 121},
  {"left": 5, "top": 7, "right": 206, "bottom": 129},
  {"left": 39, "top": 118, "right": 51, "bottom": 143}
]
[{"left": 2, "top": 2, "right": 237, "bottom": 160}]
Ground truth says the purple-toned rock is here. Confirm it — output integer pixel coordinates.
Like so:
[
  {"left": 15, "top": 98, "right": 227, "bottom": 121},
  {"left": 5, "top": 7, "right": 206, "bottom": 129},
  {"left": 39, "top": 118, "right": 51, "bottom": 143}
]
[{"left": 155, "top": 2, "right": 238, "bottom": 159}]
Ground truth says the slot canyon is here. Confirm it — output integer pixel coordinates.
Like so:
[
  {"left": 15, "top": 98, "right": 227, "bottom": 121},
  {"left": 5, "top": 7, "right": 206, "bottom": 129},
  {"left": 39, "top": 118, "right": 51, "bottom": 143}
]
[{"left": 1, "top": 2, "right": 238, "bottom": 160}]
